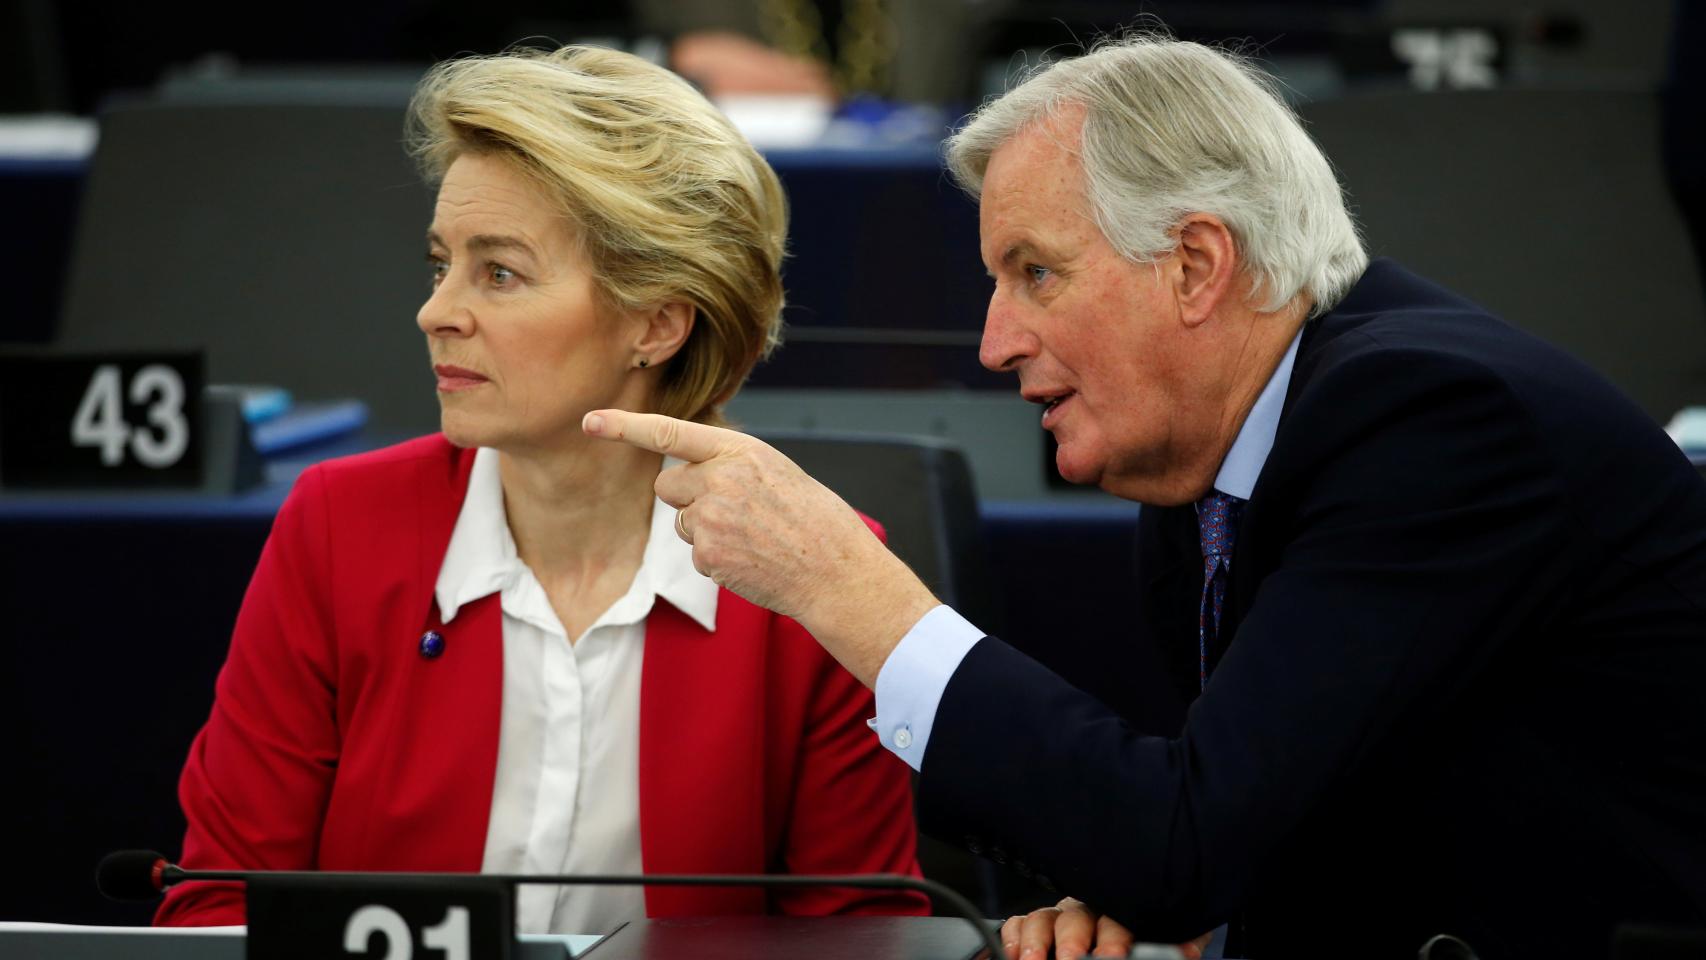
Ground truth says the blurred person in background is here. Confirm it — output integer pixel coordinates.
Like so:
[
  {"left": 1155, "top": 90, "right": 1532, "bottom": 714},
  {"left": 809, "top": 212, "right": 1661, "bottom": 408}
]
[
  {"left": 655, "top": 0, "right": 1000, "bottom": 103},
  {"left": 18, "top": 0, "right": 996, "bottom": 115},
  {"left": 155, "top": 44, "right": 927, "bottom": 933}
]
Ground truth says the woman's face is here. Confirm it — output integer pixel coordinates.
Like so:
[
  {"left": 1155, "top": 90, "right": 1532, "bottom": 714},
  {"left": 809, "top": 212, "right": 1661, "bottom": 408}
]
[{"left": 418, "top": 153, "right": 650, "bottom": 453}]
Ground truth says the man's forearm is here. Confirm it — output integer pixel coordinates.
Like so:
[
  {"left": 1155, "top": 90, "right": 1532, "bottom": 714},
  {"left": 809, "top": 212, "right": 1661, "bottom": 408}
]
[{"left": 799, "top": 543, "right": 940, "bottom": 688}]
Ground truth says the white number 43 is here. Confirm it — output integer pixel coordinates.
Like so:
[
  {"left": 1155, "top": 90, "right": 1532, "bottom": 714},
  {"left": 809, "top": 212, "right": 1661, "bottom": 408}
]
[{"left": 70, "top": 363, "right": 190, "bottom": 468}]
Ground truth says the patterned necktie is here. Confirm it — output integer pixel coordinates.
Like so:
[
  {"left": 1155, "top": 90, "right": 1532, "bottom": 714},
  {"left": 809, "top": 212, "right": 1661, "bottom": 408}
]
[{"left": 1195, "top": 491, "right": 1245, "bottom": 690}]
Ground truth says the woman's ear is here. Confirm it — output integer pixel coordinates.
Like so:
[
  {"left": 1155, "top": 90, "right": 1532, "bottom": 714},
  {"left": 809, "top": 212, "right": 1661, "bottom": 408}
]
[{"left": 632, "top": 301, "right": 695, "bottom": 368}]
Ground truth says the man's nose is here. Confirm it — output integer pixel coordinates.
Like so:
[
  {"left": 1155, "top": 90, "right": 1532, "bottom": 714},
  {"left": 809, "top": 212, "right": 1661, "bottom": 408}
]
[{"left": 978, "top": 291, "right": 1038, "bottom": 372}]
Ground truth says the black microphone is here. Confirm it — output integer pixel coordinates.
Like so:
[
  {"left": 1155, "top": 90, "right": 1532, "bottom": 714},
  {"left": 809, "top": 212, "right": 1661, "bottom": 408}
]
[
  {"left": 97, "top": 850, "right": 1007, "bottom": 960},
  {"left": 95, "top": 849, "right": 172, "bottom": 902}
]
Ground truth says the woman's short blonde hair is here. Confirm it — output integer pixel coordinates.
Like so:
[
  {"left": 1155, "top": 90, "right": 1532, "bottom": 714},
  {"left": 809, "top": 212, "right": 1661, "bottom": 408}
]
[{"left": 407, "top": 45, "right": 787, "bottom": 425}]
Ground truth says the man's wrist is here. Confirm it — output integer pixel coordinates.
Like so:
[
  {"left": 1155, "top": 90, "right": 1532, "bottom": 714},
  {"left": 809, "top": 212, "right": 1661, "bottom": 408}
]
[
  {"left": 870, "top": 604, "right": 986, "bottom": 769},
  {"left": 804, "top": 551, "right": 938, "bottom": 688}
]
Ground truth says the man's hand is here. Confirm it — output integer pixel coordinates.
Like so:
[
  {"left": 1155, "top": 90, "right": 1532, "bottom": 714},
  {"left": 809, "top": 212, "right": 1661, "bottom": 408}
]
[
  {"left": 1000, "top": 898, "right": 1213, "bottom": 960},
  {"left": 583, "top": 409, "right": 939, "bottom": 686}
]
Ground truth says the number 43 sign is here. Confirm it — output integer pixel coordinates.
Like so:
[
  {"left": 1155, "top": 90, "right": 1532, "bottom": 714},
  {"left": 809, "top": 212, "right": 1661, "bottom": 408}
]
[{"left": 0, "top": 353, "right": 203, "bottom": 489}]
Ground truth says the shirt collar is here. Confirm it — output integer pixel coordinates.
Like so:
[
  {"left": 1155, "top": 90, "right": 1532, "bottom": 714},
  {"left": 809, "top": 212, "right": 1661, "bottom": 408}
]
[
  {"left": 435, "top": 447, "right": 514, "bottom": 624},
  {"left": 640, "top": 464, "right": 719, "bottom": 632},
  {"left": 1211, "top": 328, "right": 1302, "bottom": 500},
  {"left": 434, "top": 449, "right": 718, "bottom": 632}
]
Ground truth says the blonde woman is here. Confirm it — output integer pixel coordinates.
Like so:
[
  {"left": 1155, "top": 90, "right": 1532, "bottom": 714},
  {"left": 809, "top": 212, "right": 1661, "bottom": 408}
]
[{"left": 157, "top": 45, "right": 928, "bottom": 933}]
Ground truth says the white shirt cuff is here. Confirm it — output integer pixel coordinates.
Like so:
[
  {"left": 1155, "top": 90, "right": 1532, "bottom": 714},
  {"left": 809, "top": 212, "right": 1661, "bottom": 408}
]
[{"left": 867, "top": 605, "right": 984, "bottom": 771}]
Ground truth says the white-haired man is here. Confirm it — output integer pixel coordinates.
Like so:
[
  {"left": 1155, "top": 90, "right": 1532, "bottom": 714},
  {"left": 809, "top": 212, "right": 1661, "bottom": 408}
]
[{"left": 586, "top": 35, "right": 1706, "bottom": 958}]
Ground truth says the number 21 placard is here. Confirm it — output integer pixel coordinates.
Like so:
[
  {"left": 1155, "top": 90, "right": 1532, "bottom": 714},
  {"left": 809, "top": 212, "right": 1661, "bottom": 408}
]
[{"left": 0, "top": 352, "right": 203, "bottom": 489}]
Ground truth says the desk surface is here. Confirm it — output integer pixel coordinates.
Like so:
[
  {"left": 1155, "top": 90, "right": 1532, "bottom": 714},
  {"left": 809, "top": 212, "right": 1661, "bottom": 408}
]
[
  {"left": 0, "top": 916, "right": 992, "bottom": 960},
  {"left": 0, "top": 922, "right": 600, "bottom": 959}
]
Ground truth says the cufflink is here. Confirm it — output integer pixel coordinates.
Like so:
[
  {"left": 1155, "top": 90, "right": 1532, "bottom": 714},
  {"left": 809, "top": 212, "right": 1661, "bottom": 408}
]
[{"left": 419, "top": 630, "right": 446, "bottom": 659}]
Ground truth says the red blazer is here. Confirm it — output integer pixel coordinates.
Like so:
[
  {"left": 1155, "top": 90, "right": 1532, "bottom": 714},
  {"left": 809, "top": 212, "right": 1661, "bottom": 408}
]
[{"left": 157, "top": 435, "right": 928, "bottom": 925}]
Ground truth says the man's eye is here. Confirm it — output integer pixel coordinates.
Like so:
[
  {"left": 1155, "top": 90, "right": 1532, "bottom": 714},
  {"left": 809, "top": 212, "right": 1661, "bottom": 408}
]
[
  {"left": 1027, "top": 264, "right": 1052, "bottom": 285},
  {"left": 426, "top": 254, "right": 448, "bottom": 286},
  {"left": 490, "top": 264, "right": 516, "bottom": 285}
]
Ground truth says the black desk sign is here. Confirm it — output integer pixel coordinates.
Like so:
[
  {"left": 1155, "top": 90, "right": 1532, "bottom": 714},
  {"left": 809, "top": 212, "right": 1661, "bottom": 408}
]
[
  {"left": 0, "top": 352, "right": 203, "bottom": 489},
  {"left": 247, "top": 874, "right": 514, "bottom": 960}
]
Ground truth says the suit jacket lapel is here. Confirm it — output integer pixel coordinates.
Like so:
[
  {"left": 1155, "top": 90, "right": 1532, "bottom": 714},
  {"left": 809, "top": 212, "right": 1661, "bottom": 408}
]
[
  {"left": 1138, "top": 504, "right": 1207, "bottom": 707},
  {"left": 338, "top": 441, "right": 501, "bottom": 872},
  {"left": 408, "top": 443, "right": 500, "bottom": 870},
  {"left": 1221, "top": 503, "right": 1259, "bottom": 657},
  {"left": 638, "top": 597, "right": 767, "bottom": 915},
  {"left": 417, "top": 442, "right": 480, "bottom": 593},
  {"left": 386, "top": 593, "right": 504, "bottom": 870},
  {"left": 1222, "top": 311, "right": 1329, "bottom": 652}
]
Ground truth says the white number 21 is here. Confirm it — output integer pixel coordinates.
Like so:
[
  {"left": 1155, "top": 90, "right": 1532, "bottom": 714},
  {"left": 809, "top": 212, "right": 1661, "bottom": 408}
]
[{"left": 343, "top": 904, "right": 470, "bottom": 960}]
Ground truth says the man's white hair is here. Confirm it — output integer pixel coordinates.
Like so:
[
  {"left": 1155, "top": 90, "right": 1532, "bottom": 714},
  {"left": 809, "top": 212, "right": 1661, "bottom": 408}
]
[{"left": 946, "top": 34, "right": 1367, "bottom": 316}]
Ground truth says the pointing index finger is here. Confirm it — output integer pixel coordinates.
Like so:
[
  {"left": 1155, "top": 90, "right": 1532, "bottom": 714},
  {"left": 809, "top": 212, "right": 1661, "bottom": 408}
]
[{"left": 582, "top": 409, "right": 741, "bottom": 463}]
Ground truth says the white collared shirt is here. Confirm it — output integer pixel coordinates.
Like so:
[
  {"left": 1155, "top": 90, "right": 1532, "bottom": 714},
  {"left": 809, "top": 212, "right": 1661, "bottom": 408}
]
[{"left": 435, "top": 448, "right": 717, "bottom": 935}]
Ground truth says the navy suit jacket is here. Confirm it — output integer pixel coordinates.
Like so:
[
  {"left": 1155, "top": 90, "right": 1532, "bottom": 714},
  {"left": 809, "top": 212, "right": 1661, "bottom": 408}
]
[{"left": 917, "top": 260, "right": 1706, "bottom": 956}]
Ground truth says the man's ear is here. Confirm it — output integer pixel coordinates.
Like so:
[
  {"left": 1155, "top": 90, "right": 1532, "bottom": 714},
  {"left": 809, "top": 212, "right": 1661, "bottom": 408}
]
[
  {"left": 633, "top": 301, "right": 695, "bottom": 367},
  {"left": 1172, "top": 214, "right": 1238, "bottom": 328}
]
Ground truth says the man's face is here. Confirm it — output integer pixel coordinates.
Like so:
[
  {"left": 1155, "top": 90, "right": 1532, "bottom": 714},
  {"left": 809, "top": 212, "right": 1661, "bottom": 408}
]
[{"left": 977, "top": 108, "right": 1204, "bottom": 502}]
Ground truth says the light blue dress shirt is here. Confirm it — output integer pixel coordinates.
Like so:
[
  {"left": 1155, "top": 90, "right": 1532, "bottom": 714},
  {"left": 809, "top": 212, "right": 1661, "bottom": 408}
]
[{"left": 869, "top": 330, "right": 1303, "bottom": 770}]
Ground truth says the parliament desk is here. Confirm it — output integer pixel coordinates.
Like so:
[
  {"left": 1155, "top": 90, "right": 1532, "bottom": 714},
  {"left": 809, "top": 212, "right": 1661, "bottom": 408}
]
[{"left": 0, "top": 915, "right": 994, "bottom": 960}]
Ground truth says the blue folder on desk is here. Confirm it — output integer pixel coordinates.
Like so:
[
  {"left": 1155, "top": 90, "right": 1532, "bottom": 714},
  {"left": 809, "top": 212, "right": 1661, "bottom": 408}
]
[
  {"left": 205, "top": 384, "right": 368, "bottom": 458},
  {"left": 248, "top": 399, "right": 368, "bottom": 456}
]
